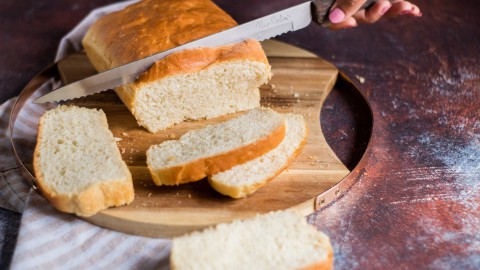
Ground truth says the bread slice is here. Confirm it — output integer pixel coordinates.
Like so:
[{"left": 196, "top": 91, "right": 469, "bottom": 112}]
[
  {"left": 209, "top": 114, "right": 308, "bottom": 198},
  {"left": 82, "top": 0, "right": 271, "bottom": 133},
  {"left": 33, "top": 106, "right": 134, "bottom": 217},
  {"left": 146, "top": 108, "right": 286, "bottom": 186},
  {"left": 170, "top": 210, "right": 333, "bottom": 270}
]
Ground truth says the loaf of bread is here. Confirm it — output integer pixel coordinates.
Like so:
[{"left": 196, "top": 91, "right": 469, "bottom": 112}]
[
  {"left": 146, "top": 108, "right": 286, "bottom": 186},
  {"left": 82, "top": 0, "right": 271, "bottom": 133},
  {"left": 33, "top": 106, "right": 134, "bottom": 217},
  {"left": 209, "top": 114, "right": 308, "bottom": 198},
  {"left": 171, "top": 210, "right": 333, "bottom": 270}
]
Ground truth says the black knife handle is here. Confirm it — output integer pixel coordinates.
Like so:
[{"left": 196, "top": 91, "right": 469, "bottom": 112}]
[{"left": 312, "top": 0, "right": 390, "bottom": 26}]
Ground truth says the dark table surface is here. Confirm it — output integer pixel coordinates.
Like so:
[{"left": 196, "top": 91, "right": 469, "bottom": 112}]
[{"left": 1, "top": 0, "right": 479, "bottom": 269}]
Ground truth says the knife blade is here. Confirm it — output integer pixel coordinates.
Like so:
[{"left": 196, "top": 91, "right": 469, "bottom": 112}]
[{"left": 33, "top": 0, "right": 378, "bottom": 103}]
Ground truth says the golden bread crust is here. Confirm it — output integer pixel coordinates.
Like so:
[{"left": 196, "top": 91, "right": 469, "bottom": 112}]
[
  {"left": 82, "top": 0, "right": 238, "bottom": 70},
  {"left": 136, "top": 39, "right": 269, "bottom": 85}
]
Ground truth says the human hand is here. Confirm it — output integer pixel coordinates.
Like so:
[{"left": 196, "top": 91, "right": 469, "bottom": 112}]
[{"left": 314, "top": 0, "right": 422, "bottom": 30}]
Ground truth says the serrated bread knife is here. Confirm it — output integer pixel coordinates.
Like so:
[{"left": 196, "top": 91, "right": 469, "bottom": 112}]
[{"left": 33, "top": 0, "right": 380, "bottom": 103}]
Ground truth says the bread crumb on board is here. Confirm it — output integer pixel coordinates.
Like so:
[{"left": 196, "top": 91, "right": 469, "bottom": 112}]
[{"left": 355, "top": 75, "right": 366, "bottom": 84}]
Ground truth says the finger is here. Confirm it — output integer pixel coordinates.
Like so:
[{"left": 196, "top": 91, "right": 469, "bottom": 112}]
[
  {"left": 353, "top": 0, "right": 392, "bottom": 24},
  {"left": 328, "top": 0, "right": 367, "bottom": 24},
  {"left": 328, "top": 17, "right": 358, "bottom": 30},
  {"left": 410, "top": 4, "right": 422, "bottom": 16},
  {"left": 385, "top": 1, "right": 422, "bottom": 17}
]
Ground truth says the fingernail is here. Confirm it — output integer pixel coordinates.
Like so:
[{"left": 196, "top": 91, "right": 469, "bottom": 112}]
[
  {"left": 400, "top": 9, "right": 411, "bottom": 15},
  {"left": 329, "top": 8, "right": 345, "bottom": 23},
  {"left": 380, "top": 3, "right": 392, "bottom": 15}
]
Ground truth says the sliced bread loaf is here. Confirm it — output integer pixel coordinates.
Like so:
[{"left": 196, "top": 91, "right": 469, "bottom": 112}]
[
  {"left": 209, "top": 114, "right": 308, "bottom": 198},
  {"left": 146, "top": 108, "right": 286, "bottom": 186},
  {"left": 82, "top": 0, "right": 271, "bottom": 133},
  {"left": 170, "top": 210, "right": 333, "bottom": 270},
  {"left": 33, "top": 105, "right": 134, "bottom": 217}
]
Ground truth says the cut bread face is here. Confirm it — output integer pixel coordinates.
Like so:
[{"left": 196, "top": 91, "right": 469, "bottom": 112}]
[
  {"left": 146, "top": 108, "right": 286, "bottom": 186},
  {"left": 209, "top": 114, "right": 308, "bottom": 198},
  {"left": 33, "top": 106, "right": 134, "bottom": 217},
  {"left": 170, "top": 210, "right": 333, "bottom": 270},
  {"left": 120, "top": 57, "right": 269, "bottom": 133}
]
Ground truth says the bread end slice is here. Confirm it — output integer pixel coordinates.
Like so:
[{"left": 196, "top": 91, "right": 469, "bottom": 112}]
[{"left": 33, "top": 106, "right": 134, "bottom": 217}]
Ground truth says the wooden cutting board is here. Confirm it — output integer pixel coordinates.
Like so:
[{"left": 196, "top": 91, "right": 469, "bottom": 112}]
[{"left": 57, "top": 40, "right": 349, "bottom": 238}]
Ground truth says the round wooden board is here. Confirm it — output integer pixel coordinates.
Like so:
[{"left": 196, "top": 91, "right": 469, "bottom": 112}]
[{"left": 15, "top": 40, "right": 350, "bottom": 238}]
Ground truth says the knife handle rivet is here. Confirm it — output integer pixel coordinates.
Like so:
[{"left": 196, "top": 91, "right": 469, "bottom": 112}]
[{"left": 318, "top": 197, "right": 325, "bottom": 206}]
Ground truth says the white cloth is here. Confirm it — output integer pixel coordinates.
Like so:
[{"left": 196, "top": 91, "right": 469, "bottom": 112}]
[{"left": 1, "top": 1, "right": 173, "bottom": 269}]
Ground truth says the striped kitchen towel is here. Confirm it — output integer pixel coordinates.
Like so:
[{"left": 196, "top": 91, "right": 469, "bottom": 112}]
[
  {"left": 0, "top": 98, "right": 30, "bottom": 213},
  {"left": 2, "top": 1, "right": 173, "bottom": 269}
]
